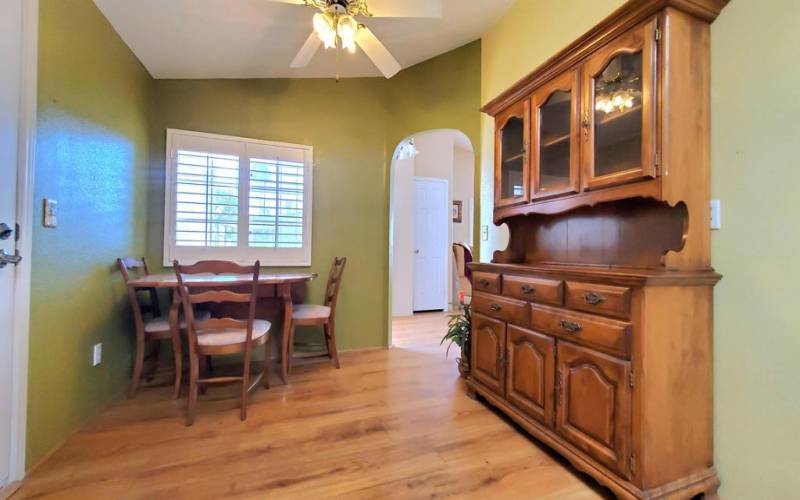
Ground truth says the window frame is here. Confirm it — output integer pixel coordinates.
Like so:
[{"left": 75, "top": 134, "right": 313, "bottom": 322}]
[{"left": 163, "top": 129, "right": 313, "bottom": 267}]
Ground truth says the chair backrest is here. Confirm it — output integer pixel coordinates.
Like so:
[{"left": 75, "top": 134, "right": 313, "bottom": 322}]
[
  {"left": 323, "top": 257, "right": 347, "bottom": 317},
  {"left": 452, "top": 243, "right": 473, "bottom": 297},
  {"left": 118, "top": 257, "right": 161, "bottom": 320},
  {"left": 174, "top": 260, "right": 260, "bottom": 349}
]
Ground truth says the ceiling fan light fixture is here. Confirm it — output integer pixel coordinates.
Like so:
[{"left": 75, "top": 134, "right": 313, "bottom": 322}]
[
  {"left": 313, "top": 12, "right": 336, "bottom": 49},
  {"left": 338, "top": 15, "right": 358, "bottom": 53}
]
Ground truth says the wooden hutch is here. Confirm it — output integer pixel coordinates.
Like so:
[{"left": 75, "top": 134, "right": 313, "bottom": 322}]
[{"left": 467, "top": 0, "right": 728, "bottom": 498}]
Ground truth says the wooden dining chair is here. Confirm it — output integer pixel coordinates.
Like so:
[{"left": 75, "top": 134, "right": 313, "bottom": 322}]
[
  {"left": 174, "top": 260, "right": 271, "bottom": 425},
  {"left": 118, "top": 257, "right": 209, "bottom": 398},
  {"left": 286, "top": 257, "right": 347, "bottom": 375}
]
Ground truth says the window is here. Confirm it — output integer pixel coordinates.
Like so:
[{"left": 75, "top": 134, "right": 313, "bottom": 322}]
[{"left": 164, "top": 129, "right": 313, "bottom": 266}]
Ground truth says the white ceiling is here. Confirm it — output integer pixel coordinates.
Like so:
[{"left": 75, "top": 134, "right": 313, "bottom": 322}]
[{"left": 93, "top": 0, "right": 514, "bottom": 79}]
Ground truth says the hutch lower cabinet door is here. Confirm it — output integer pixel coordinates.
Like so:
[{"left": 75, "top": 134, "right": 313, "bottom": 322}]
[
  {"left": 556, "top": 342, "right": 632, "bottom": 478},
  {"left": 471, "top": 313, "right": 507, "bottom": 396},
  {"left": 505, "top": 325, "right": 555, "bottom": 427}
]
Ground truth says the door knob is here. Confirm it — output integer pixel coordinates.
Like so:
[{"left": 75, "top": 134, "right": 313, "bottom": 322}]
[
  {"left": 0, "top": 249, "right": 22, "bottom": 269},
  {"left": 0, "top": 223, "right": 12, "bottom": 240}
]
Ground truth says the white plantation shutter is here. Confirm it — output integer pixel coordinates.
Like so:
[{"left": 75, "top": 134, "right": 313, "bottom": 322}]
[
  {"left": 174, "top": 150, "right": 239, "bottom": 247},
  {"left": 249, "top": 159, "right": 305, "bottom": 248},
  {"left": 164, "top": 130, "right": 312, "bottom": 266}
]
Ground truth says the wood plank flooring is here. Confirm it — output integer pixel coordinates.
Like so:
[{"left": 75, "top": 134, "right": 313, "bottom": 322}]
[{"left": 15, "top": 313, "right": 608, "bottom": 499}]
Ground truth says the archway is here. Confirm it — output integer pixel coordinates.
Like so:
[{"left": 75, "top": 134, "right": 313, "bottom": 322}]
[{"left": 388, "top": 129, "right": 476, "bottom": 347}]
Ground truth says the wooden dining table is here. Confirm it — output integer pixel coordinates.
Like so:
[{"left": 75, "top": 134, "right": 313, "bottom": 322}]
[{"left": 127, "top": 271, "right": 317, "bottom": 395}]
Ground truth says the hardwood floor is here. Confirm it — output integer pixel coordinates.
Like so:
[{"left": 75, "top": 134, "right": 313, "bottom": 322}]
[{"left": 16, "top": 313, "right": 607, "bottom": 499}]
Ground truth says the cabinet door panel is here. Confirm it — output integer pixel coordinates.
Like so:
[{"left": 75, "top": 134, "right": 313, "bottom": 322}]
[
  {"left": 556, "top": 342, "right": 632, "bottom": 478},
  {"left": 582, "top": 17, "right": 658, "bottom": 190},
  {"left": 471, "top": 313, "right": 507, "bottom": 395},
  {"left": 532, "top": 70, "right": 580, "bottom": 199},
  {"left": 495, "top": 100, "right": 530, "bottom": 207},
  {"left": 506, "top": 326, "right": 555, "bottom": 427}
]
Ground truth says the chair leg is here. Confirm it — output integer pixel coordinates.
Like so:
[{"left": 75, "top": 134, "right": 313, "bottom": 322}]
[
  {"left": 262, "top": 339, "right": 271, "bottom": 389},
  {"left": 186, "top": 353, "right": 199, "bottom": 426},
  {"left": 170, "top": 294, "right": 183, "bottom": 400},
  {"left": 128, "top": 329, "right": 146, "bottom": 398},
  {"left": 324, "top": 321, "right": 340, "bottom": 369},
  {"left": 287, "top": 323, "right": 297, "bottom": 375},
  {"left": 171, "top": 331, "right": 183, "bottom": 400},
  {"left": 241, "top": 349, "right": 252, "bottom": 421}
]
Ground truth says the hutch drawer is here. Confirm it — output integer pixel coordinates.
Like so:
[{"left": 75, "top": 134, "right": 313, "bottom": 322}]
[
  {"left": 472, "top": 292, "right": 528, "bottom": 327},
  {"left": 503, "top": 275, "right": 563, "bottom": 305},
  {"left": 530, "top": 304, "right": 631, "bottom": 359},
  {"left": 473, "top": 271, "right": 501, "bottom": 294},
  {"left": 565, "top": 281, "right": 631, "bottom": 319}
]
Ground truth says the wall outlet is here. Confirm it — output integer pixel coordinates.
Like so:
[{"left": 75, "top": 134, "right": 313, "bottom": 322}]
[
  {"left": 43, "top": 198, "right": 58, "bottom": 228},
  {"left": 92, "top": 343, "right": 102, "bottom": 366},
  {"left": 481, "top": 225, "right": 489, "bottom": 241},
  {"left": 710, "top": 199, "right": 721, "bottom": 230}
]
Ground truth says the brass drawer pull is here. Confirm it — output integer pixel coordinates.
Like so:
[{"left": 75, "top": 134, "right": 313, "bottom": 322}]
[
  {"left": 520, "top": 284, "right": 536, "bottom": 294},
  {"left": 479, "top": 278, "right": 491, "bottom": 287},
  {"left": 489, "top": 303, "right": 502, "bottom": 312},
  {"left": 559, "top": 320, "right": 582, "bottom": 333},
  {"left": 584, "top": 291, "right": 606, "bottom": 305}
]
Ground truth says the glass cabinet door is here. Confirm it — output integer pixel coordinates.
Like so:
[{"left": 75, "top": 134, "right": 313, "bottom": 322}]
[
  {"left": 495, "top": 100, "right": 529, "bottom": 207},
  {"left": 582, "top": 18, "right": 658, "bottom": 190},
  {"left": 531, "top": 70, "right": 580, "bottom": 199}
]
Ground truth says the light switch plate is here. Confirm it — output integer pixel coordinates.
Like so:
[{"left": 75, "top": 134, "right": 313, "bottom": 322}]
[
  {"left": 481, "top": 225, "right": 489, "bottom": 241},
  {"left": 43, "top": 198, "right": 58, "bottom": 228},
  {"left": 710, "top": 199, "right": 721, "bottom": 230},
  {"left": 93, "top": 343, "right": 102, "bottom": 366}
]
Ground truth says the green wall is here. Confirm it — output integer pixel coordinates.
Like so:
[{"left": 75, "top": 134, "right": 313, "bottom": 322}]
[
  {"left": 710, "top": 1, "right": 800, "bottom": 496},
  {"left": 146, "top": 41, "right": 482, "bottom": 351},
  {"left": 480, "top": 0, "right": 800, "bottom": 497},
  {"left": 29, "top": 0, "right": 481, "bottom": 469},
  {"left": 29, "top": 0, "right": 152, "bottom": 466}
]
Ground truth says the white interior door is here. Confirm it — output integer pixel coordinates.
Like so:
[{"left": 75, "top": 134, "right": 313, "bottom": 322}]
[
  {"left": 0, "top": 0, "right": 23, "bottom": 487},
  {"left": 413, "top": 177, "right": 448, "bottom": 312}
]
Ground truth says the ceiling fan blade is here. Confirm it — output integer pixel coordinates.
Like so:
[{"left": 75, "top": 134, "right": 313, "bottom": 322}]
[
  {"left": 366, "top": 0, "right": 442, "bottom": 18},
  {"left": 290, "top": 32, "right": 322, "bottom": 68},
  {"left": 356, "top": 25, "right": 401, "bottom": 78}
]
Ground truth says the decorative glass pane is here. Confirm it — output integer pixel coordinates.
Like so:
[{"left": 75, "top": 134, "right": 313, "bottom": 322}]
[
  {"left": 538, "top": 90, "right": 571, "bottom": 191},
  {"left": 593, "top": 51, "right": 643, "bottom": 177},
  {"left": 500, "top": 116, "right": 524, "bottom": 199}
]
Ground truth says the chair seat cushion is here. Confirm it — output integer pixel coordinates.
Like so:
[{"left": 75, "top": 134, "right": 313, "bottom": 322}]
[
  {"left": 291, "top": 304, "right": 331, "bottom": 320},
  {"left": 196, "top": 319, "right": 271, "bottom": 347},
  {"left": 144, "top": 310, "right": 210, "bottom": 333}
]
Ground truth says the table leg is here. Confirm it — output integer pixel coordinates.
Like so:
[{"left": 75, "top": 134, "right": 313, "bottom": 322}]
[
  {"left": 280, "top": 284, "right": 293, "bottom": 384},
  {"left": 169, "top": 289, "right": 183, "bottom": 400}
]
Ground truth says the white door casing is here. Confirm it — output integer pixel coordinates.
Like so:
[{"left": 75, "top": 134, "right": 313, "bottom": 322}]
[
  {"left": 1, "top": 0, "right": 36, "bottom": 488},
  {"left": 413, "top": 177, "right": 448, "bottom": 312},
  {"left": 0, "top": 0, "right": 23, "bottom": 487}
]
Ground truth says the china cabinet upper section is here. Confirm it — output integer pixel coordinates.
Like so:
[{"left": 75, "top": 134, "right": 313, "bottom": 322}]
[{"left": 484, "top": 1, "right": 727, "bottom": 257}]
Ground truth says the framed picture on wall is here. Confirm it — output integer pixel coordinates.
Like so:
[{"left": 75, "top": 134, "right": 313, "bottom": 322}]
[{"left": 452, "top": 200, "right": 463, "bottom": 223}]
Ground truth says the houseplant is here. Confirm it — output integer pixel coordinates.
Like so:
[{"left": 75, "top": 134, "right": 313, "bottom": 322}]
[{"left": 441, "top": 295, "right": 471, "bottom": 376}]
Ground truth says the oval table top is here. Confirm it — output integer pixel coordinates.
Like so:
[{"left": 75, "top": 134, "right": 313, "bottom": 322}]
[{"left": 127, "top": 272, "right": 317, "bottom": 288}]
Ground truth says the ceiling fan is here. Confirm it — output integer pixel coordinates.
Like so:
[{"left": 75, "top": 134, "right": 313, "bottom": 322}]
[{"left": 269, "top": 0, "right": 443, "bottom": 79}]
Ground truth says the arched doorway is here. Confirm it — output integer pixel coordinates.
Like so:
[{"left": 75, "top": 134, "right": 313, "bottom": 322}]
[{"left": 388, "top": 129, "right": 475, "bottom": 347}]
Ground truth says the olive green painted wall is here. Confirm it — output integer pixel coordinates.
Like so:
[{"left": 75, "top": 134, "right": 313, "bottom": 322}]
[
  {"left": 29, "top": 0, "right": 152, "bottom": 467},
  {"left": 480, "top": 0, "right": 800, "bottom": 497},
  {"left": 146, "top": 41, "right": 482, "bottom": 350}
]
